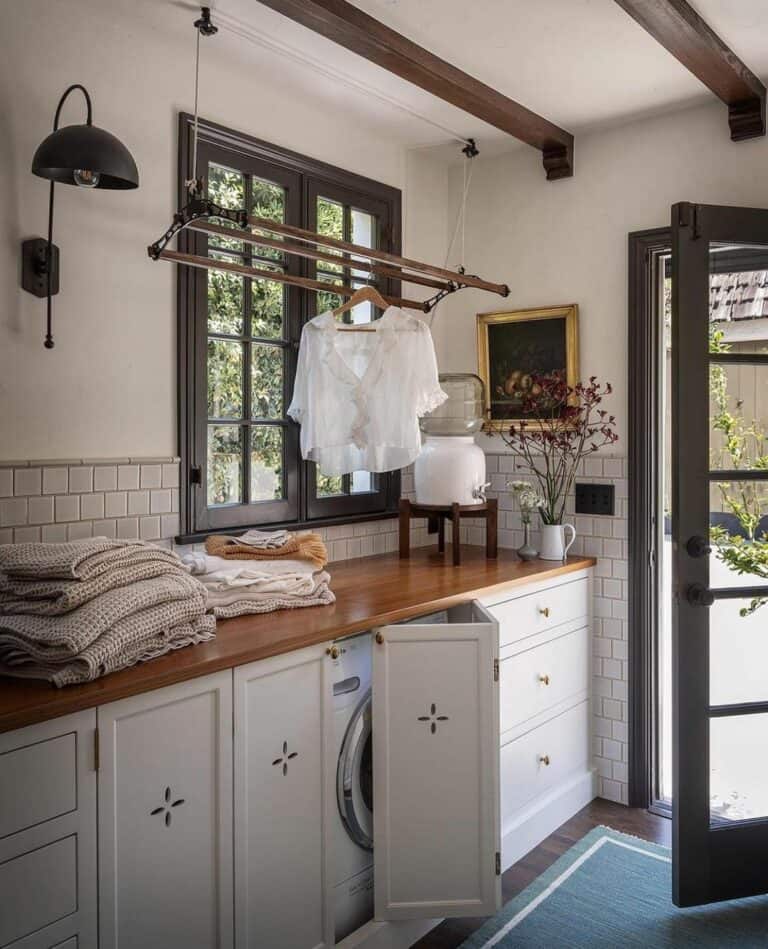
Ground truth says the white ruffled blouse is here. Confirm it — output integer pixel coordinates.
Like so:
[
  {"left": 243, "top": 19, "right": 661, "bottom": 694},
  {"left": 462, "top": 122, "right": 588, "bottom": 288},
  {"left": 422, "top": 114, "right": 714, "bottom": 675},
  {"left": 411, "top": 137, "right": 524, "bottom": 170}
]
[{"left": 287, "top": 307, "right": 447, "bottom": 476}]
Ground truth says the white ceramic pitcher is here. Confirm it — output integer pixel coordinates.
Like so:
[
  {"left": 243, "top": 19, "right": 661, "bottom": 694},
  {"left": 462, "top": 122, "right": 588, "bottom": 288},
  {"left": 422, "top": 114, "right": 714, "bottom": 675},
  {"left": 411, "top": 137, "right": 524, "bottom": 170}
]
[{"left": 540, "top": 523, "right": 576, "bottom": 561}]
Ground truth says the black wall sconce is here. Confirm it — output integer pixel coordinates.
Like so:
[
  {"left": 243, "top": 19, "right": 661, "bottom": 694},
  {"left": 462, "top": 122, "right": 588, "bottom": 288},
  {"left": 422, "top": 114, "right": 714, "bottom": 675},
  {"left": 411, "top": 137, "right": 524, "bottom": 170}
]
[{"left": 22, "top": 84, "right": 139, "bottom": 348}]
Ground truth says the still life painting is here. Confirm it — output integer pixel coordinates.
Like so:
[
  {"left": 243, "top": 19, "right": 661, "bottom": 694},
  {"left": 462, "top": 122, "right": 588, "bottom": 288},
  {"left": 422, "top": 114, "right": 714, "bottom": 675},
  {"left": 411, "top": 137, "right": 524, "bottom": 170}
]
[{"left": 477, "top": 304, "right": 579, "bottom": 427}]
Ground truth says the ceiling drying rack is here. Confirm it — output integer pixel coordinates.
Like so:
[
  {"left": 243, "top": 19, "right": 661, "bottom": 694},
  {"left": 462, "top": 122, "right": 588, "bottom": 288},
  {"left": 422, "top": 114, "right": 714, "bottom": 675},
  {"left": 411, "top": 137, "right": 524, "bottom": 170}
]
[
  {"left": 148, "top": 201, "right": 509, "bottom": 314},
  {"left": 146, "top": 6, "right": 509, "bottom": 314}
]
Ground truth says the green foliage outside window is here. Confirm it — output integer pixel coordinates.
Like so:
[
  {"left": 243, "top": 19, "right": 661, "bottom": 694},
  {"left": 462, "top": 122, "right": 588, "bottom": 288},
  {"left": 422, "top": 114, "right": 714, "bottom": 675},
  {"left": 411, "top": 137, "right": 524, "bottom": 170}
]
[{"left": 709, "top": 325, "right": 768, "bottom": 614}]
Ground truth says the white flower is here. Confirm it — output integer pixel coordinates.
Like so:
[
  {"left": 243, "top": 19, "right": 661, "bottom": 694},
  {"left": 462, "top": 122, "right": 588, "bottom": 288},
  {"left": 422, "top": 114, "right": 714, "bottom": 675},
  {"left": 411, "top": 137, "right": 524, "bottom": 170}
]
[{"left": 507, "top": 480, "right": 544, "bottom": 515}]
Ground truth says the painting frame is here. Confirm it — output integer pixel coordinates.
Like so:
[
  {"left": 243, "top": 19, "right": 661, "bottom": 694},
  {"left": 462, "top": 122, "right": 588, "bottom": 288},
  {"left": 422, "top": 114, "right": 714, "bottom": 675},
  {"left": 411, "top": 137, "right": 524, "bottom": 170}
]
[{"left": 477, "top": 304, "right": 580, "bottom": 429}]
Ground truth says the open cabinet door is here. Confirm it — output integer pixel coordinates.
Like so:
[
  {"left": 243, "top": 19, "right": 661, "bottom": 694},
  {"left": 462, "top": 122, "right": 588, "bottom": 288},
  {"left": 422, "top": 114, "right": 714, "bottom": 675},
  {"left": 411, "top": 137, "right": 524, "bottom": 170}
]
[
  {"left": 672, "top": 201, "right": 768, "bottom": 906},
  {"left": 372, "top": 602, "right": 501, "bottom": 921}
]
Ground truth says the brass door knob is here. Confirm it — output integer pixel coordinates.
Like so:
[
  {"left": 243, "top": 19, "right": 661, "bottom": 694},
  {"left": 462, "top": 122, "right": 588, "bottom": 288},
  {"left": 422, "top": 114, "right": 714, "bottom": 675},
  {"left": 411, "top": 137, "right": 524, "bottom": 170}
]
[
  {"left": 539, "top": 754, "right": 551, "bottom": 766},
  {"left": 538, "top": 674, "right": 551, "bottom": 686},
  {"left": 539, "top": 607, "right": 550, "bottom": 618}
]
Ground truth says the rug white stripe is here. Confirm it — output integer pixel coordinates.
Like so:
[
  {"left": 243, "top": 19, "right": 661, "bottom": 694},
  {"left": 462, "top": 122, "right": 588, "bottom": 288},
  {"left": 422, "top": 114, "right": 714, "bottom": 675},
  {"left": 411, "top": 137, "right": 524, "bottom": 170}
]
[{"left": 478, "top": 835, "right": 670, "bottom": 948}]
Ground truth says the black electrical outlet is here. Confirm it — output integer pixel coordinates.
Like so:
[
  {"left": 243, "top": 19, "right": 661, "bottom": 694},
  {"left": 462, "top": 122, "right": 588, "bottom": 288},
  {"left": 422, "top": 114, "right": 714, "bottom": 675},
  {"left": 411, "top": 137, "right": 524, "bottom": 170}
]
[{"left": 575, "top": 482, "right": 615, "bottom": 516}]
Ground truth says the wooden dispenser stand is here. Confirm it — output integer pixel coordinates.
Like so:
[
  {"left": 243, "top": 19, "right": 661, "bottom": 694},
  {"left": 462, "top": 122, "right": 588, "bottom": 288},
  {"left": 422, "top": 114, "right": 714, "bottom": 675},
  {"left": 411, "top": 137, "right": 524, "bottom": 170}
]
[{"left": 399, "top": 497, "right": 498, "bottom": 566}]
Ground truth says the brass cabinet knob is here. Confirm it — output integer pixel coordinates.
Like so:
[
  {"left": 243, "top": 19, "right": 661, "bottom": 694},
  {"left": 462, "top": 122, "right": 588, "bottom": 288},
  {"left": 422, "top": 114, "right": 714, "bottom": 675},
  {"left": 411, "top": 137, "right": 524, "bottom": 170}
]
[
  {"left": 539, "top": 607, "right": 550, "bottom": 618},
  {"left": 326, "top": 645, "right": 343, "bottom": 660},
  {"left": 375, "top": 631, "right": 384, "bottom": 645},
  {"left": 539, "top": 754, "right": 551, "bottom": 766},
  {"left": 538, "top": 674, "right": 551, "bottom": 686}
]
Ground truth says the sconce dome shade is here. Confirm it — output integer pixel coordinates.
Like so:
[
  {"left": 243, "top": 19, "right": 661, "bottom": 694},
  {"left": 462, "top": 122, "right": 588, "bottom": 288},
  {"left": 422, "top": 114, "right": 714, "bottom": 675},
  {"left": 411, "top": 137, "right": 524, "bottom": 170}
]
[{"left": 31, "top": 124, "right": 139, "bottom": 190}]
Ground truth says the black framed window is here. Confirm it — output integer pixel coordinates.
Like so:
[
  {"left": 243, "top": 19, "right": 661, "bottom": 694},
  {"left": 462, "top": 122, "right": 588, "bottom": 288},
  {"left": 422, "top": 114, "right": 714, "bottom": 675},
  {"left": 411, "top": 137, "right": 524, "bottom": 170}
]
[{"left": 177, "top": 114, "right": 402, "bottom": 542}]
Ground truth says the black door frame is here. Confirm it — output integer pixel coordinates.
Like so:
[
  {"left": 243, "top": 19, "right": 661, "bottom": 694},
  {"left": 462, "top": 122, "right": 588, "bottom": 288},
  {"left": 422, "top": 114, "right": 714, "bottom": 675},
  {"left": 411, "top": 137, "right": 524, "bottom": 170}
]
[{"left": 628, "top": 226, "right": 671, "bottom": 812}]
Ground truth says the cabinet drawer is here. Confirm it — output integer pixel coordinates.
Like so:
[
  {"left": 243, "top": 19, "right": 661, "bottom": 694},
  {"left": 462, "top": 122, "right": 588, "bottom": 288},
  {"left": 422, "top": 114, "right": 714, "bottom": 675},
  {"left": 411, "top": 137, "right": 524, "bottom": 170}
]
[
  {"left": 500, "top": 626, "right": 589, "bottom": 736},
  {"left": 500, "top": 701, "right": 589, "bottom": 824},
  {"left": 0, "top": 732, "right": 77, "bottom": 840},
  {"left": 0, "top": 835, "right": 77, "bottom": 947},
  {"left": 488, "top": 578, "right": 588, "bottom": 649}
]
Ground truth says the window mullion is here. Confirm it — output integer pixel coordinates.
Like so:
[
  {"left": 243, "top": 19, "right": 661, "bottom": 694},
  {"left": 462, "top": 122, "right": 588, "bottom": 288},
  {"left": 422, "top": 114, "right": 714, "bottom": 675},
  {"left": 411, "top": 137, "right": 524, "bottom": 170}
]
[{"left": 242, "top": 174, "right": 254, "bottom": 506}]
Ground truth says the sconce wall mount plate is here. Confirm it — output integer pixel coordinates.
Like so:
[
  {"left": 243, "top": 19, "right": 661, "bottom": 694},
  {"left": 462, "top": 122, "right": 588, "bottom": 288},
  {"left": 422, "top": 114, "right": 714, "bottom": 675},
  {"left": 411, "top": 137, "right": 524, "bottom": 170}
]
[{"left": 22, "top": 238, "right": 59, "bottom": 298}]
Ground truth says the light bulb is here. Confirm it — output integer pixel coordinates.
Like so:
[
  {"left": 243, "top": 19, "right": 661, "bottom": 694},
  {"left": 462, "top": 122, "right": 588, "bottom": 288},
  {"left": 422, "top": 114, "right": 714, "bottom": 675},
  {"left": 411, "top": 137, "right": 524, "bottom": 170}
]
[{"left": 73, "top": 168, "right": 100, "bottom": 188}]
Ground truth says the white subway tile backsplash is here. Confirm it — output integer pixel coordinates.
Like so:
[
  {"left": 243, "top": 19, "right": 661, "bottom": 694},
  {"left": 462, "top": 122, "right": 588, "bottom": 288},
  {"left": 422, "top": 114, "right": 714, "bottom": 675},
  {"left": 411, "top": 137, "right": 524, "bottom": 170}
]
[
  {"left": 150, "top": 489, "right": 172, "bottom": 515},
  {"left": 68, "top": 466, "right": 93, "bottom": 493},
  {"left": 0, "top": 470, "right": 12, "bottom": 497},
  {"left": 139, "top": 516, "right": 161, "bottom": 540},
  {"left": 67, "top": 522, "right": 93, "bottom": 541},
  {"left": 28, "top": 496, "right": 55, "bottom": 525},
  {"left": 92, "top": 519, "right": 117, "bottom": 539},
  {"left": 0, "top": 498, "right": 28, "bottom": 527},
  {"left": 161, "top": 514, "right": 180, "bottom": 538},
  {"left": 94, "top": 466, "right": 118, "bottom": 492},
  {"left": 162, "top": 464, "right": 180, "bottom": 488},
  {"left": 105, "top": 492, "right": 127, "bottom": 518},
  {"left": 54, "top": 495, "right": 80, "bottom": 523},
  {"left": 43, "top": 467, "right": 68, "bottom": 495},
  {"left": 13, "top": 526, "right": 41, "bottom": 543},
  {"left": 80, "top": 493, "right": 105, "bottom": 520},
  {"left": 140, "top": 465, "right": 162, "bottom": 489},
  {"left": 116, "top": 517, "right": 139, "bottom": 540},
  {"left": 128, "top": 491, "right": 150, "bottom": 516},
  {"left": 14, "top": 467, "right": 41, "bottom": 496},
  {"left": 118, "top": 465, "right": 140, "bottom": 491},
  {"left": 41, "top": 524, "right": 68, "bottom": 542}
]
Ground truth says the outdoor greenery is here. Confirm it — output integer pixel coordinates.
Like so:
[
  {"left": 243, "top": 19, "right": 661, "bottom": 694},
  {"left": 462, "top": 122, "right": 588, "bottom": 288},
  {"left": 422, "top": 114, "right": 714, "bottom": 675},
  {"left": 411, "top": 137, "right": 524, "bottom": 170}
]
[
  {"left": 709, "top": 326, "right": 768, "bottom": 614},
  {"left": 204, "top": 169, "right": 364, "bottom": 506}
]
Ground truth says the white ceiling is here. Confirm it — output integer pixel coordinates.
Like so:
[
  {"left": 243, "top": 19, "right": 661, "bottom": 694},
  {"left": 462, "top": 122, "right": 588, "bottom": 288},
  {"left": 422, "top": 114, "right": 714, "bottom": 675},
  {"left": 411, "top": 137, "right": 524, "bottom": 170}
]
[{"left": 199, "top": 0, "right": 768, "bottom": 158}]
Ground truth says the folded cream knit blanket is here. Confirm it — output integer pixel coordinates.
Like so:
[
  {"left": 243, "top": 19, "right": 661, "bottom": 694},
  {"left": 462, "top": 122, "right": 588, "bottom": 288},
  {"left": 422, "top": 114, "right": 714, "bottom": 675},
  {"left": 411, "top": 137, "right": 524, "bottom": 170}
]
[
  {"left": 209, "top": 583, "right": 335, "bottom": 618},
  {"left": 0, "top": 558, "right": 183, "bottom": 616},
  {"left": 0, "top": 538, "right": 180, "bottom": 580},
  {"left": 0, "top": 572, "right": 207, "bottom": 661}
]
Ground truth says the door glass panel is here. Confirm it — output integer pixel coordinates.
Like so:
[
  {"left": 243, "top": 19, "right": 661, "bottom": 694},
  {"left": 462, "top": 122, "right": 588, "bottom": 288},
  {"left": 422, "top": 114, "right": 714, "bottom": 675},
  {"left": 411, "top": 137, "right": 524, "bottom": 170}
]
[
  {"left": 250, "top": 426, "right": 283, "bottom": 501},
  {"left": 251, "top": 344, "right": 283, "bottom": 419},
  {"left": 207, "top": 339, "right": 243, "bottom": 419},
  {"left": 207, "top": 425, "right": 242, "bottom": 506},
  {"left": 709, "top": 243, "right": 768, "bottom": 355},
  {"left": 709, "top": 480, "right": 768, "bottom": 586},
  {"left": 710, "top": 598, "right": 768, "bottom": 705},
  {"left": 710, "top": 713, "right": 768, "bottom": 823},
  {"left": 710, "top": 358, "right": 768, "bottom": 472}
]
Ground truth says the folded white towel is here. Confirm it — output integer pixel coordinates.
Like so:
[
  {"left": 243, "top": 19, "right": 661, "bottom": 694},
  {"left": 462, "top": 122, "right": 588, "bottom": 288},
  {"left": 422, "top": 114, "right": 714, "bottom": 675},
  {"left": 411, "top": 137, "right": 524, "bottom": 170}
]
[
  {"left": 232, "top": 529, "right": 291, "bottom": 549},
  {"left": 204, "top": 571, "right": 331, "bottom": 606},
  {"left": 182, "top": 553, "right": 316, "bottom": 581}
]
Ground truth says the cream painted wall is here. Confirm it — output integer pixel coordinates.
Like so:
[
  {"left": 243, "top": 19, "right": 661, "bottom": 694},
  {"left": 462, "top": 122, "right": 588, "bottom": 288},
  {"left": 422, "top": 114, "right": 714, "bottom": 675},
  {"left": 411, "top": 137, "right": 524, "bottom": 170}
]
[
  {"left": 436, "top": 100, "right": 768, "bottom": 444},
  {"left": 0, "top": 0, "right": 449, "bottom": 461}
]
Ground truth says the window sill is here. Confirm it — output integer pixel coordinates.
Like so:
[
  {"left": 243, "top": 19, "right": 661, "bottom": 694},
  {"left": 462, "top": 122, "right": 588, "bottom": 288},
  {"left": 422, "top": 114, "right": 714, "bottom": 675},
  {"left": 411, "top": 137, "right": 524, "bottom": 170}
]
[{"left": 175, "top": 507, "right": 399, "bottom": 546}]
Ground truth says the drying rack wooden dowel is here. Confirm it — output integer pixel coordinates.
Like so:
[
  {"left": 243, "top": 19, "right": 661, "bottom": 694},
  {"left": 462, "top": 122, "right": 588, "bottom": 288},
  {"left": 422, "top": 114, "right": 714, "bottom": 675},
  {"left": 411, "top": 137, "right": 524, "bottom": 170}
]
[
  {"left": 246, "top": 214, "right": 510, "bottom": 296},
  {"left": 159, "top": 248, "right": 430, "bottom": 312},
  {"left": 187, "top": 219, "right": 450, "bottom": 291}
]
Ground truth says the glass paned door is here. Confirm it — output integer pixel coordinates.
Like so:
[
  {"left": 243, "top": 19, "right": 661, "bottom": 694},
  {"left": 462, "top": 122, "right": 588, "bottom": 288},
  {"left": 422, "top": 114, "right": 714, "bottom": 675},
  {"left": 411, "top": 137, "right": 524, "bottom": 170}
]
[{"left": 672, "top": 202, "right": 768, "bottom": 906}]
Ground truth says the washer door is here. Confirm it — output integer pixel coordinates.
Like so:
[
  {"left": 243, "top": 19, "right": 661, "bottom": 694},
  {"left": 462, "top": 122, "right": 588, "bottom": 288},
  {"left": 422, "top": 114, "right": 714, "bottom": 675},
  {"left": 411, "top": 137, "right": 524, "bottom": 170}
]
[{"left": 337, "top": 689, "right": 373, "bottom": 851}]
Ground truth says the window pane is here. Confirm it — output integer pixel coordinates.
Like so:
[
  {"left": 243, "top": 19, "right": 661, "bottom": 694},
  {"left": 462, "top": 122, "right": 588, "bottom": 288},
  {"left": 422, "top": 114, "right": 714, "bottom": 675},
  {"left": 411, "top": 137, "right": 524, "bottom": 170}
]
[
  {"left": 252, "top": 277, "right": 284, "bottom": 339},
  {"left": 208, "top": 425, "right": 242, "bottom": 506},
  {"left": 710, "top": 359, "right": 768, "bottom": 471},
  {"left": 710, "top": 598, "right": 768, "bottom": 706},
  {"left": 351, "top": 208, "right": 374, "bottom": 247},
  {"left": 208, "top": 339, "right": 243, "bottom": 419},
  {"left": 315, "top": 273, "right": 344, "bottom": 316},
  {"left": 251, "top": 177, "right": 285, "bottom": 262},
  {"left": 351, "top": 471, "right": 373, "bottom": 494},
  {"left": 251, "top": 426, "right": 283, "bottom": 501},
  {"left": 317, "top": 469, "right": 344, "bottom": 497},
  {"left": 207, "top": 163, "right": 245, "bottom": 253},
  {"left": 251, "top": 344, "right": 283, "bottom": 419},
  {"left": 208, "top": 263, "right": 244, "bottom": 335},
  {"left": 711, "top": 713, "right": 768, "bottom": 823},
  {"left": 317, "top": 197, "right": 343, "bottom": 240}
]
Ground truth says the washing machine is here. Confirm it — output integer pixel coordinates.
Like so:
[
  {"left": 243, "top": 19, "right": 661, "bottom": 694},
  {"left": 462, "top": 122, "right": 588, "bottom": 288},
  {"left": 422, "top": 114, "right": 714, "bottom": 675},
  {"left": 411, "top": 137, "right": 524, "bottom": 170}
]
[{"left": 331, "top": 632, "right": 374, "bottom": 943}]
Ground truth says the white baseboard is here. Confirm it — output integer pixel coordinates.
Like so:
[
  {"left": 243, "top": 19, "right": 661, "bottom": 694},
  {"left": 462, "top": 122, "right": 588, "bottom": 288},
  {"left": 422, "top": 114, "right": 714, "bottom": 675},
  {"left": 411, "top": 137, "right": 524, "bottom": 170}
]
[
  {"left": 501, "top": 767, "right": 597, "bottom": 871},
  {"left": 337, "top": 916, "right": 441, "bottom": 949}
]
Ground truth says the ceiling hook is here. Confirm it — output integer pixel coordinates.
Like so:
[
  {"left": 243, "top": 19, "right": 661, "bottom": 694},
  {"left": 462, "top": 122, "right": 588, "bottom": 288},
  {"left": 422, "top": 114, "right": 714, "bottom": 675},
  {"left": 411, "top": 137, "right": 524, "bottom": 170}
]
[
  {"left": 194, "top": 6, "right": 218, "bottom": 37},
  {"left": 461, "top": 138, "right": 479, "bottom": 159}
]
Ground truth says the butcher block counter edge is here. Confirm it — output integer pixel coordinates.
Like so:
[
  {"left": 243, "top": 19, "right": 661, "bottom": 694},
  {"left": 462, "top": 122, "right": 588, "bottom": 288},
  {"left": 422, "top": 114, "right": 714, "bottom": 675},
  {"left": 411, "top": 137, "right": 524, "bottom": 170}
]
[{"left": 0, "top": 546, "right": 595, "bottom": 734}]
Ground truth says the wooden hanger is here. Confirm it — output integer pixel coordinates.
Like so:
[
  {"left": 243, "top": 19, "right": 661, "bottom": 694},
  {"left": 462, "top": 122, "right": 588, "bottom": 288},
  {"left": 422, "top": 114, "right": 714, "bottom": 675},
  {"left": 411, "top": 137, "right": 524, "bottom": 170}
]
[{"left": 332, "top": 286, "right": 391, "bottom": 331}]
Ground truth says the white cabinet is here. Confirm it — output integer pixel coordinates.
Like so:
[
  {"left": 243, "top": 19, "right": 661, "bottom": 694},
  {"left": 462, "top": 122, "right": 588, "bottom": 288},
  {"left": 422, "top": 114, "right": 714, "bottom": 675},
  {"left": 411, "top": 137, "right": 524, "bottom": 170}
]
[
  {"left": 234, "top": 644, "right": 333, "bottom": 949},
  {"left": 0, "top": 710, "right": 97, "bottom": 949},
  {"left": 372, "top": 602, "right": 501, "bottom": 922},
  {"left": 98, "top": 672, "right": 233, "bottom": 949}
]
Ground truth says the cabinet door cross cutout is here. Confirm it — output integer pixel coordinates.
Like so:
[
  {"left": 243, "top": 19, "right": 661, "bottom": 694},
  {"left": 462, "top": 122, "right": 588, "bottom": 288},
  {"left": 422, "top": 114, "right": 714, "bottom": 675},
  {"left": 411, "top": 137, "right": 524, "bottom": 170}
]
[
  {"left": 272, "top": 740, "right": 299, "bottom": 776},
  {"left": 417, "top": 702, "right": 449, "bottom": 734},
  {"left": 150, "top": 785, "right": 186, "bottom": 826}
]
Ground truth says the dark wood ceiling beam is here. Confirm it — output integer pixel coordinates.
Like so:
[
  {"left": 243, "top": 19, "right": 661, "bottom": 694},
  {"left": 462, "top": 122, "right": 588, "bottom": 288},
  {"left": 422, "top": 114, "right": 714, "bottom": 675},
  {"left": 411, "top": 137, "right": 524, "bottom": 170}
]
[
  {"left": 614, "top": 0, "right": 766, "bottom": 140},
  {"left": 255, "top": 0, "right": 574, "bottom": 179}
]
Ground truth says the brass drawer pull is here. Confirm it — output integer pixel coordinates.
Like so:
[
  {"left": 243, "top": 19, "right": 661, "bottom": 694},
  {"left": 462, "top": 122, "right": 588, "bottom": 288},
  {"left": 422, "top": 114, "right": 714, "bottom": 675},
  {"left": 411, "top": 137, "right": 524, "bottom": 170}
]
[
  {"left": 538, "top": 674, "right": 551, "bottom": 686},
  {"left": 539, "top": 754, "right": 551, "bottom": 766},
  {"left": 539, "top": 607, "right": 550, "bottom": 618}
]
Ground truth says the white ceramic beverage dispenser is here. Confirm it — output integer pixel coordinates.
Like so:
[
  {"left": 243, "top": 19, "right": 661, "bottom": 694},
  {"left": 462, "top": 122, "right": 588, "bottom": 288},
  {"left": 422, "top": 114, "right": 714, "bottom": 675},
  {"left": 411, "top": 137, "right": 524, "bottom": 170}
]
[{"left": 414, "top": 373, "right": 487, "bottom": 506}]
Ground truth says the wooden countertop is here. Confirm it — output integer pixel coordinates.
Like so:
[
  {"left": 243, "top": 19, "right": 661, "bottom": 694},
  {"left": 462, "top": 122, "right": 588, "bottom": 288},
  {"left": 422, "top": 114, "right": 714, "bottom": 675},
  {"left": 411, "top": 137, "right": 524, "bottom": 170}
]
[{"left": 0, "top": 547, "right": 594, "bottom": 734}]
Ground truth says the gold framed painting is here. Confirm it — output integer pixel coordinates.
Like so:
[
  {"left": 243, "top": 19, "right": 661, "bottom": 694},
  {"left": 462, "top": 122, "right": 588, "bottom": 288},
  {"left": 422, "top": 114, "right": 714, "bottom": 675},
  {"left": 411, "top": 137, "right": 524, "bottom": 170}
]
[{"left": 477, "top": 304, "right": 579, "bottom": 428}]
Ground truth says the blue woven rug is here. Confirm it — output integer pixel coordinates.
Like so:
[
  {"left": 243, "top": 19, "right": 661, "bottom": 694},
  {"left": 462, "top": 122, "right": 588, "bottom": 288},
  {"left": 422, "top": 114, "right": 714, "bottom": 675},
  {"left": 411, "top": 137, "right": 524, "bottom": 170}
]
[{"left": 460, "top": 826, "right": 768, "bottom": 948}]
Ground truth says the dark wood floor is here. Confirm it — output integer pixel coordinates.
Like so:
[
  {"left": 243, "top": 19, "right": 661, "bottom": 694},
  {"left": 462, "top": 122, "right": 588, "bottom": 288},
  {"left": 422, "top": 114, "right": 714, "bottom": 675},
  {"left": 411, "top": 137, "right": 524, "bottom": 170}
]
[{"left": 413, "top": 799, "right": 671, "bottom": 948}]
